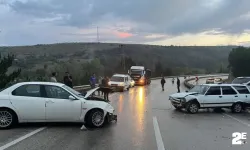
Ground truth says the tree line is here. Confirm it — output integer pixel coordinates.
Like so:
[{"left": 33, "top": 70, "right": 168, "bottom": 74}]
[{"left": 228, "top": 46, "right": 250, "bottom": 77}]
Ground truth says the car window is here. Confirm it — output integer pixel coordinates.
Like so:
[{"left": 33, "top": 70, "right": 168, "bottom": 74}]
[
  {"left": 248, "top": 83, "right": 250, "bottom": 86},
  {"left": 12, "top": 85, "right": 41, "bottom": 97},
  {"left": 205, "top": 86, "right": 221, "bottom": 95},
  {"left": 233, "top": 86, "right": 250, "bottom": 94},
  {"left": 232, "top": 77, "right": 250, "bottom": 84},
  {"left": 45, "top": 85, "right": 71, "bottom": 99},
  {"left": 222, "top": 86, "right": 237, "bottom": 95}
]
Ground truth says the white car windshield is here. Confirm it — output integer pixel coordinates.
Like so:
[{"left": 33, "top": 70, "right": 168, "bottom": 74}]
[
  {"left": 131, "top": 69, "right": 142, "bottom": 75},
  {"left": 62, "top": 85, "right": 85, "bottom": 98},
  {"left": 232, "top": 78, "right": 250, "bottom": 84},
  {"left": 189, "top": 85, "right": 209, "bottom": 95},
  {"left": 110, "top": 76, "right": 124, "bottom": 82}
]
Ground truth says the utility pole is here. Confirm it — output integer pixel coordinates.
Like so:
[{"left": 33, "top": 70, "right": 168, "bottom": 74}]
[{"left": 97, "top": 26, "right": 99, "bottom": 43}]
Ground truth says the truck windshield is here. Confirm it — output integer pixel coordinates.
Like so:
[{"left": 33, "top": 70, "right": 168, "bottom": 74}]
[
  {"left": 110, "top": 76, "right": 124, "bottom": 82},
  {"left": 131, "top": 69, "right": 142, "bottom": 75},
  {"left": 232, "top": 77, "right": 250, "bottom": 84},
  {"left": 189, "top": 85, "right": 209, "bottom": 95}
]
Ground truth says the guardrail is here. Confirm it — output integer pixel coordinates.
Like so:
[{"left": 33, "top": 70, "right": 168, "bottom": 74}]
[
  {"left": 73, "top": 73, "right": 229, "bottom": 91},
  {"left": 184, "top": 74, "right": 229, "bottom": 89}
]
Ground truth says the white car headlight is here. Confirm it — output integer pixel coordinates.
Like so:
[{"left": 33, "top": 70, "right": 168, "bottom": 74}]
[{"left": 119, "top": 83, "right": 124, "bottom": 86}]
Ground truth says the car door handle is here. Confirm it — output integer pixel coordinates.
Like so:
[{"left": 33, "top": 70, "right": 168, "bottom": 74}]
[
  {"left": 46, "top": 100, "right": 55, "bottom": 103},
  {"left": 219, "top": 96, "right": 222, "bottom": 98},
  {"left": 235, "top": 95, "right": 238, "bottom": 97}
]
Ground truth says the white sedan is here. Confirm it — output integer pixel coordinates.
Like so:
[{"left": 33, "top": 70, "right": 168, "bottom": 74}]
[{"left": 0, "top": 82, "right": 116, "bottom": 129}]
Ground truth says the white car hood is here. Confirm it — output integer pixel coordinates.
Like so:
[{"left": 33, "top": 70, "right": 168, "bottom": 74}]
[
  {"left": 170, "top": 92, "right": 198, "bottom": 98},
  {"left": 84, "top": 87, "right": 100, "bottom": 99}
]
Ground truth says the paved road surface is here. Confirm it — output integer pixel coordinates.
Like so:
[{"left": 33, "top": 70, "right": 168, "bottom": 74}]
[{"left": 0, "top": 76, "right": 250, "bottom": 150}]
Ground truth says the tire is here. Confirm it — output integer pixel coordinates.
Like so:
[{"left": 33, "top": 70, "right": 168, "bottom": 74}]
[
  {"left": 186, "top": 102, "right": 199, "bottom": 114},
  {"left": 0, "top": 108, "right": 17, "bottom": 129},
  {"left": 232, "top": 103, "right": 243, "bottom": 113},
  {"left": 86, "top": 109, "right": 105, "bottom": 128}
]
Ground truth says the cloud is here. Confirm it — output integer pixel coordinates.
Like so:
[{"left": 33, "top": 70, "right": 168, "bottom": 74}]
[
  {"left": 0, "top": 0, "right": 250, "bottom": 46},
  {"left": 113, "top": 31, "right": 133, "bottom": 38}
]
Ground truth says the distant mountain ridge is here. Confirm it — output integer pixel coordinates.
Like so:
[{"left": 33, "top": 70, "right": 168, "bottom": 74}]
[{"left": 0, "top": 42, "right": 236, "bottom": 73}]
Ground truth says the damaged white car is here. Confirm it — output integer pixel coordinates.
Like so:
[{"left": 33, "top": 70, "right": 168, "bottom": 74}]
[{"left": 0, "top": 82, "right": 117, "bottom": 129}]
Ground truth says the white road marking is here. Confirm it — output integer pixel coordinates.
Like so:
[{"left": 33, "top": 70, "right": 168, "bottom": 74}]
[
  {"left": 0, "top": 127, "right": 46, "bottom": 150},
  {"left": 153, "top": 116, "right": 166, "bottom": 150},
  {"left": 223, "top": 113, "right": 250, "bottom": 127}
]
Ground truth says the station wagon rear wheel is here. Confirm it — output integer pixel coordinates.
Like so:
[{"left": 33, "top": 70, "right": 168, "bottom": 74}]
[
  {"left": 232, "top": 103, "right": 243, "bottom": 113},
  {"left": 0, "top": 109, "right": 16, "bottom": 129}
]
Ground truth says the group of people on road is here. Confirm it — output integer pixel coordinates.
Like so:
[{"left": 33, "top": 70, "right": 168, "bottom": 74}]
[
  {"left": 50, "top": 72, "right": 112, "bottom": 100},
  {"left": 89, "top": 73, "right": 112, "bottom": 101},
  {"left": 50, "top": 72, "right": 73, "bottom": 88},
  {"left": 161, "top": 76, "right": 180, "bottom": 93}
]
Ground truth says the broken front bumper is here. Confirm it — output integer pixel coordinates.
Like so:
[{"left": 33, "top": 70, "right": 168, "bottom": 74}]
[{"left": 106, "top": 112, "right": 117, "bottom": 122}]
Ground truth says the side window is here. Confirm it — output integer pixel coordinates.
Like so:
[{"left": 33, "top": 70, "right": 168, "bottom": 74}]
[
  {"left": 222, "top": 86, "right": 237, "bottom": 95},
  {"left": 233, "top": 86, "right": 250, "bottom": 94},
  {"left": 12, "top": 85, "right": 41, "bottom": 97},
  {"left": 45, "top": 85, "right": 71, "bottom": 99},
  {"left": 205, "top": 86, "right": 221, "bottom": 95},
  {"left": 247, "top": 83, "right": 250, "bottom": 86}
]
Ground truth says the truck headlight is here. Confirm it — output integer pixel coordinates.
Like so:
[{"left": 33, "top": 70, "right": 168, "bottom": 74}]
[{"left": 108, "top": 81, "right": 111, "bottom": 85}]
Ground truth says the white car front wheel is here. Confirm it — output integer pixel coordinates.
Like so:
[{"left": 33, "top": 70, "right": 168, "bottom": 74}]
[
  {"left": 87, "top": 110, "right": 105, "bottom": 128},
  {"left": 186, "top": 102, "right": 199, "bottom": 114}
]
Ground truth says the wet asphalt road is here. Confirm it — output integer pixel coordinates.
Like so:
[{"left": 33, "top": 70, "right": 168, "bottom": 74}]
[{"left": 1, "top": 76, "right": 250, "bottom": 150}]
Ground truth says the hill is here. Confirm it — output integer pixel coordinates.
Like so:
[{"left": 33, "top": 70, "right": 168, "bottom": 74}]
[{"left": 0, "top": 43, "right": 234, "bottom": 85}]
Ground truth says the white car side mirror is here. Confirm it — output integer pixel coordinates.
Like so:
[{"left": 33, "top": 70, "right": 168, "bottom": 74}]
[{"left": 69, "top": 95, "right": 76, "bottom": 100}]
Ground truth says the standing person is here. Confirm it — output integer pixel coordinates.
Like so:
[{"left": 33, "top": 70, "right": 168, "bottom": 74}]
[
  {"left": 103, "top": 76, "right": 110, "bottom": 100},
  {"left": 63, "top": 72, "right": 73, "bottom": 88},
  {"left": 161, "top": 76, "right": 166, "bottom": 91},
  {"left": 50, "top": 72, "right": 57, "bottom": 82},
  {"left": 89, "top": 73, "right": 96, "bottom": 89},
  {"left": 177, "top": 77, "right": 180, "bottom": 93}
]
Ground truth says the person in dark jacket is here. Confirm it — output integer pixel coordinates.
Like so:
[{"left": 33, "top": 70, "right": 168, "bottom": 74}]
[
  {"left": 161, "top": 76, "right": 166, "bottom": 91},
  {"left": 63, "top": 72, "right": 73, "bottom": 88},
  {"left": 177, "top": 77, "right": 180, "bottom": 93},
  {"left": 99, "top": 76, "right": 111, "bottom": 100}
]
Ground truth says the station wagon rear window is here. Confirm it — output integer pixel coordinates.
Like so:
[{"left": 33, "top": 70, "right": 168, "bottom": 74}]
[
  {"left": 233, "top": 86, "right": 250, "bottom": 94},
  {"left": 232, "top": 78, "right": 250, "bottom": 84}
]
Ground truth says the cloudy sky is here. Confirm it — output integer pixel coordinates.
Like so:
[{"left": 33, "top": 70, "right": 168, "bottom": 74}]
[{"left": 0, "top": 0, "right": 250, "bottom": 46}]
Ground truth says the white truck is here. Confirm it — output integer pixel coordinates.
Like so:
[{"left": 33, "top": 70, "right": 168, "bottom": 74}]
[{"left": 128, "top": 66, "right": 151, "bottom": 85}]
